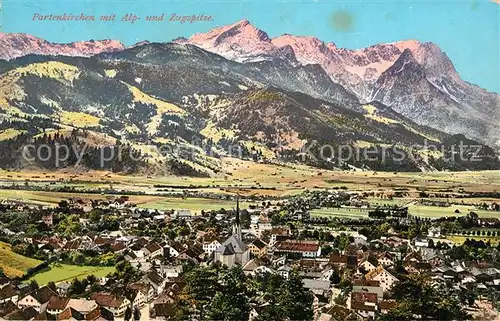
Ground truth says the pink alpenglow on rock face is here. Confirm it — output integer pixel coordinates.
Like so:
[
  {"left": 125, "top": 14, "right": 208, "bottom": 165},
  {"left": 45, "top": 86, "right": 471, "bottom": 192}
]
[
  {"left": 178, "top": 20, "right": 448, "bottom": 99},
  {"left": 179, "top": 19, "right": 286, "bottom": 63},
  {"left": 0, "top": 33, "right": 125, "bottom": 60}
]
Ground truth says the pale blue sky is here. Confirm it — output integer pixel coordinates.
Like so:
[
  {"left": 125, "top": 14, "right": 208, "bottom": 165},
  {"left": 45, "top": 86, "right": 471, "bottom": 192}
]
[{"left": 2, "top": 0, "right": 499, "bottom": 92}]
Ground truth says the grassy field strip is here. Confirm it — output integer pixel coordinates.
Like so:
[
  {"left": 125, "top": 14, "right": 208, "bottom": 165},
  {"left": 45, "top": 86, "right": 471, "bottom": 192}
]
[
  {"left": 311, "top": 207, "right": 370, "bottom": 218},
  {"left": 408, "top": 204, "right": 500, "bottom": 218},
  {"left": 29, "top": 264, "right": 115, "bottom": 285},
  {"left": 139, "top": 197, "right": 252, "bottom": 214},
  {"left": 311, "top": 204, "right": 499, "bottom": 219},
  {"left": 444, "top": 235, "right": 500, "bottom": 246}
]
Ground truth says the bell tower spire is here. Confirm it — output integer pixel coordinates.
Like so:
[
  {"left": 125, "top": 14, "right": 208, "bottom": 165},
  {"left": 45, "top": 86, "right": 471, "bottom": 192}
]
[{"left": 233, "top": 194, "right": 242, "bottom": 239}]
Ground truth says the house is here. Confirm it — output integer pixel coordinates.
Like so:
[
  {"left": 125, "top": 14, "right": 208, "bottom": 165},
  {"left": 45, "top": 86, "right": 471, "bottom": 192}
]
[
  {"left": 202, "top": 237, "right": 222, "bottom": 255},
  {"left": 128, "top": 283, "right": 155, "bottom": 302},
  {"left": 414, "top": 238, "right": 429, "bottom": 248},
  {"left": 0, "top": 300, "right": 18, "bottom": 318},
  {"left": 57, "top": 307, "right": 84, "bottom": 321},
  {"left": 366, "top": 266, "right": 399, "bottom": 293},
  {"left": 248, "top": 239, "right": 267, "bottom": 257},
  {"left": 164, "top": 243, "right": 183, "bottom": 258},
  {"left": 0, "top": 276, "right": 11, "bottom": 288},
  {"left": 17, "top": 286, "right": 58, "bottom": 312},
  {"left": 177, "top": 249, "right": 201, "bottom": 264},
  {"left": 145, "top": 271, "right": 166, "bottom": 295},
  {"left": 352, "top": 279, "right": 383, "bottom": 303},
  {"left": 242, "top": 259, "right": 273, "bottom": 276},
  {"left": 173, "top": 209, "right": 194, "bottom": 221},
  {"left": 434, "top": 266, "right": 458, "bottom": 280},
  {"left": 379, "top": 299, "right": 397, "bottom": 314},
  {"left": 152, "top": 292, "right": 176, "bottom": 320},
  {"left": 302, "top": 279, "right": 331, "bottom": 297},
  {"left": 274, "top": 240, "right": 321, "bottom": 259},
  {"left": 42, "top": 214, "right": 53, "bottom": 227},
  {"left": 358, "top": 257, "right": 377, "bottom": 273},
  {"left": 425, "top": 253, "right": 445, "bottom": 267},
  {"left": 0, "top": 285, "right": 18, "bottom": 304},
  {"left": 329, "top": 254, "right": 357, "bottom": 269},
  {"left": 46, "top": 296, "right": 69, "bottom": 315},
  {"left": 55, "top": 283, "right": 71, "bottom": 297},
  {"left": 64, "top": 299, "right": 98, "bottom": 315},
  {"left": 85, "top": 306, "right": 114, "bottom": 321},
  {"left": 270, "top": 227, "right": 291, "bottom": 244},
  {"left": 428, "top": 227, "right": 441, "bottom": 238},
  {"left": 471, "top": 268, "right": 494, "bottom": 283},
  {"left": 354, "top": 234, "right": 368, "bottom": 246},
  {"left": 125, "top": 289, "right": 147, "bottom": 308},
  {"left": 347, "top": 292, "right": 378, "bottom": 318},
  {"left": 277, "top": 265, "right": 292, "bottom": 279},
  {"left": 124, "top": 251, "right": 138, "bottom": 262},
  {"left": 4, "top": 307, "right": 39, "bottom": 320},
  {"left": 32, "top": 310, "right": 56, "bottom": 320},
  {"left": 143, "top": 242, "right": 163, "bottom": 258},
  {"left": 461, "top": 275, "right": 477, "bottom": 285},
  {"left": 110, "top": 242, "right": 126, "bottom": 253},
  {"left": 377, "top": 252, "right": 394, "bottom": 267},
  {"left": 90, "top": 293, "right": 130, "bottom": 317}
]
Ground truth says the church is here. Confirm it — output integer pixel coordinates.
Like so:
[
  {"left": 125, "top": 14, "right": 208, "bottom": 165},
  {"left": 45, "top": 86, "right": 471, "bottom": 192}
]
[{"left": 213, "top": 197, "right": 250, "bottom": 268}]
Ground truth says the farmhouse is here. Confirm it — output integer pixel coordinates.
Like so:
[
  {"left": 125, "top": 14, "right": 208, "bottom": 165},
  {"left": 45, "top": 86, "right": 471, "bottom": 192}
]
[{"left": 274, "top": 240, "right": 321, "bottom": 258}]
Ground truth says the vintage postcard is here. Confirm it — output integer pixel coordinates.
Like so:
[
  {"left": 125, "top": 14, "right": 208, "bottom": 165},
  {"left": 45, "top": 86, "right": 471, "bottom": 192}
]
[{"left": 0, "top": 0, "right": 498, "bottom": 320}]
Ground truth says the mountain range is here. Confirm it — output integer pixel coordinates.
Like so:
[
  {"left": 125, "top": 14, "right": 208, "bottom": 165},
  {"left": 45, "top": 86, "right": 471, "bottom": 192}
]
[{"left": 0, "top": 20, "right": 498, "bottom": 174}]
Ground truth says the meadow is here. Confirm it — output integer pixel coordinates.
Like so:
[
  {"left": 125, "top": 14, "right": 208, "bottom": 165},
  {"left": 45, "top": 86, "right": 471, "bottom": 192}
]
[
  {"left": 311, "top": 203, "right": 499, "bottom": 219},
  {"left": 0, "top": 160, "right": 498, "bottom": 198},
  {"left": 139, "top": 197, "right": 253, "bottom": 214},
  {"left": 0, "top": 241, "right": 42, "bottom": 278},
  {"left": 28, "top": 263, "right": 115, "bottom": 285}
]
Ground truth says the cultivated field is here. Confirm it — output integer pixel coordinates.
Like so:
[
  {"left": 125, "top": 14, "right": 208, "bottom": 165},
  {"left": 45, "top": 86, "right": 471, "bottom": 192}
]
[
  {"left": 0, "top": 159, "right": 498, "bottom": 198},
  {"left": 0, "top": 160, "right": 498, "bottom": 217}
]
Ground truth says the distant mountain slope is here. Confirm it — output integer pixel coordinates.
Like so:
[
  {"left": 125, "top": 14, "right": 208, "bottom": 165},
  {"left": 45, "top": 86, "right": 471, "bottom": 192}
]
[
  {"left": 178, "top": 20, "right": 500, "bottom": 148},
  {"left": 372, "top": 49, "right": 500, "bottom": 147},
  {"left": 1, "top": 21, "right": 498, "bottom": 149},
  {"left": 0, "top": 45, "right": 497, "bottom": 173},
  {"left": 0, "top": 33, "right": 125, "bottom": 60}
]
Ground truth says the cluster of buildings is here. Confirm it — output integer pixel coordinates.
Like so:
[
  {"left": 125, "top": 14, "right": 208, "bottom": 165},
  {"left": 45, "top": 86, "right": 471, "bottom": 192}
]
[{"left": 0, "top": 193, "right": 499, "bottom": 321}]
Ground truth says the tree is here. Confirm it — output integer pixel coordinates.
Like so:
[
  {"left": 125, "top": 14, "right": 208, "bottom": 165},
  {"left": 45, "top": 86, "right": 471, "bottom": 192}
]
[
  {"left": 386, "top": 274, "right": 470, "bottom": 320},
  {"left": 69, "top": 278, "right": 86, "bottom": 295},
  {"left": 205, "top": 266, "right": 250, "bottom": 321},
  {"left": 124, "top": 306, "right": 132, "bottom": 321},
  {"left": 47, "top": 281, "right": 56, "bottom": 292},
  {"left": 185, "top": 265, "right": 219, "bottom": 318},
  {"left": 329, "top": 268, "right": 341, "bottom": 284},
  {"left": 254, "top": 304, "right": 285, "bottom": 321},
  {"left": 29, "top": 280, "right": 39, "bottom": 292},
  {"left": 279, "top": 270, "right": 314, "bottom": 321},
  {"left": 133, "top": 307, "right": 141, "bottom": 321}
]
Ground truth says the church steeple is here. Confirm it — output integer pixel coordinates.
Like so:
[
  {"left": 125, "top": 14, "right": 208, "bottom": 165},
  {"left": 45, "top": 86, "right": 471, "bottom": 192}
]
[{"left": 233, "top": 195, "right": 242, "bottom": 240}]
